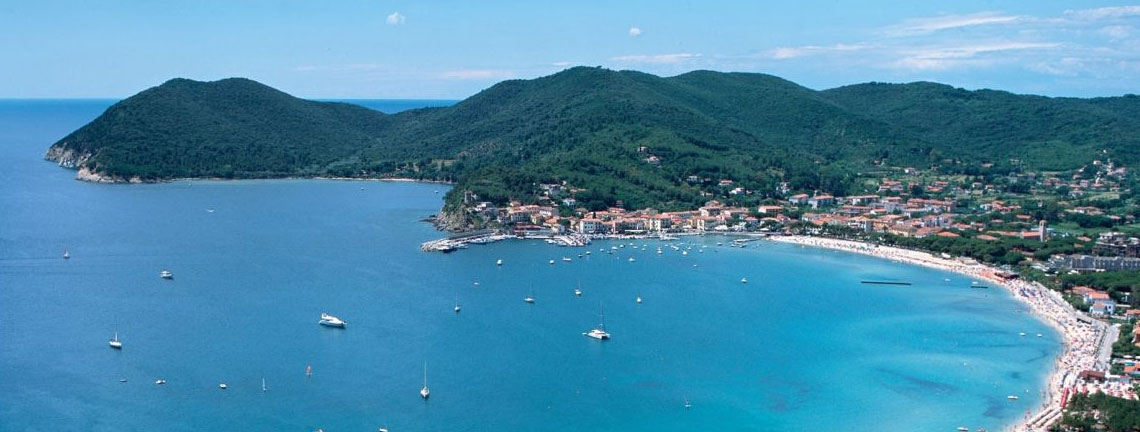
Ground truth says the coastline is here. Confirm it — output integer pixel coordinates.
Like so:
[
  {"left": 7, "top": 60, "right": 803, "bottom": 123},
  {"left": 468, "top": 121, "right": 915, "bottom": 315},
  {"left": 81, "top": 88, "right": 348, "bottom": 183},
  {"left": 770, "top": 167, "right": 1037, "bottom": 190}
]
[{"left": 768, "top": 235, "right": 1111, "bottom": 432}]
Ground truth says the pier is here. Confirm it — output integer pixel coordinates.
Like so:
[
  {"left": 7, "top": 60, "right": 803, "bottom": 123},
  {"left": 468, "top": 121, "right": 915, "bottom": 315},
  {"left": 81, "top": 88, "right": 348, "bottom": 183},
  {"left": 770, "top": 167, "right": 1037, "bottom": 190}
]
[
  {"left": 420, "top": 229, "right": 507, "bottom": 252},
  {"left": 860, "top": 280, "right": 912, "bottom": 286}
]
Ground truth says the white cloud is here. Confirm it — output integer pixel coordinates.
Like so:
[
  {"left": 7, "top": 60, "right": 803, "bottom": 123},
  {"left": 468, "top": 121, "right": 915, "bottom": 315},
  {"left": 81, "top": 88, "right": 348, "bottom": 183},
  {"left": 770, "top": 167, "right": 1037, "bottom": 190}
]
[
  {"left": 611, "top": 53, "right": 700, "bottom": 64},
  {"left": 767, "top": 44, "right": 869, "bottom": 59},
  {"left": 1100, "top": 25, "right": 1132, "bottom": 39},
  {"left": 892, "top": 42, "right": 1060, "bottom": 70},
  {"left": 885, "top": 12, "right": 1021, "bottom": 36},
  {"left": 438, "top": 69, "right": 517, "bottom": 80},
  {"left": 1063, "top": 6, "right": 1140, "bottom": 21},
  {"left": 628, "top": 27, "right": 642, "bottom": 37},
  {"left": 386, "top": 11, "right": 406, "bottom": 26},
  {"left": 552, "top": 61, "right": 575, "bottom": 67}
]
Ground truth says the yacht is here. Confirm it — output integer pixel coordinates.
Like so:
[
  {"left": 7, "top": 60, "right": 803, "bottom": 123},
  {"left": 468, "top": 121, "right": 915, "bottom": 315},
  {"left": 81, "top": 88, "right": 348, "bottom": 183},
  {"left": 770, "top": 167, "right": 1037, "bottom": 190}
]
[
  {"left": 496, "top": 259, "right": 503, "bottom": 266},
  {"left": 583, "top": 312, "right": 610, "bottom": 340},
  {"left": 549, "top": 259, "right": 555, "bottom": 265},
  {"left": 219, "top": 382, "right": 227, "bottom": 390},
  {"left": 563, "top": 257, "right": 572, "bottom": 262},
  {"left": 524, "top": 291, "right": 536, "bottom": 304},
  {"left": 63, "top": 249, "right": 70, "bottom": 259},
  {"left": 420, "top": 363, "right": 430, "bottom": 399},
  {"left": 636, "top": 294, "right": 642, "bottom": 304},
  {"left": 454, "top": 295, "right": 461, "bottom": 313},
  {"left": 319, "top": 313, "right": 347, "bottom": 328},
  {"left": 262, "top": 378, "right": 267, "bottom": 392},
  {"left": 108, "top": 332, "right": 122, "bottom": 349},
  {"left": 1036, "top": 333, "right": 1042, "bottom": 337},
  {"left": 160, "top": 270, "right": 173, "bottom": 279},
  {"left": 1018, "top": 332, "right": 1026, "bottom": 337},
  {"left": 574, "top": 283, "right": 582, "bottom": 297},
  {"left": 628, "top": 257, "right": 635, "bottom": 262},
  {"left": 741, "top": 277, "right": 748, "bottom": 284},
  {"left": 155, "top": 379, "right": 166, "bottom": 385},
  {"left": 684, "top": 398, "right": 691, "bottom": 409},
  {"left": 1007, "top": 395, "right": 1019, "bottom": 400}
]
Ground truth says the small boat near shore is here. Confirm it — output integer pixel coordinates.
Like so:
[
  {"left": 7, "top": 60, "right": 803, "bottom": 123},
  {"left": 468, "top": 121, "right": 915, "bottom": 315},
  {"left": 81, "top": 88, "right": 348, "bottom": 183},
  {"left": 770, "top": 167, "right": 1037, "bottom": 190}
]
[{"left": 319, "top": 313, "right": 347, "bottom": 328}]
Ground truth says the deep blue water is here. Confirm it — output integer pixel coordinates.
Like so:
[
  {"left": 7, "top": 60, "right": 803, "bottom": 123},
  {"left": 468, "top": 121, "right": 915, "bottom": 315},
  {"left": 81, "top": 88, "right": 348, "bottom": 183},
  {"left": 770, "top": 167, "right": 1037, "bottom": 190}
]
[{"left": 0, "top": 100, "right": 1060, "bottom": 431}]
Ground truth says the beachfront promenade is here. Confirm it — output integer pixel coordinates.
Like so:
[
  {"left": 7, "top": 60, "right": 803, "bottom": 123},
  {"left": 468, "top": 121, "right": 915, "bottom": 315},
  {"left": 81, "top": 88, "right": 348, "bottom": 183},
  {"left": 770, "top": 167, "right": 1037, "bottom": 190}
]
[{"left": 769, "top": 235, "right": 1135, "bottom": 432}]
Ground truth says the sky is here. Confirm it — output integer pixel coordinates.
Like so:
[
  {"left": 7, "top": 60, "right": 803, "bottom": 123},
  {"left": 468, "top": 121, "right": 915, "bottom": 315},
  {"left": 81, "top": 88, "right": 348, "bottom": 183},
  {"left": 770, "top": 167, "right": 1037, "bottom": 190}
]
[{"left": 1, "top": 1, "right": 1139, "bottom": 99}]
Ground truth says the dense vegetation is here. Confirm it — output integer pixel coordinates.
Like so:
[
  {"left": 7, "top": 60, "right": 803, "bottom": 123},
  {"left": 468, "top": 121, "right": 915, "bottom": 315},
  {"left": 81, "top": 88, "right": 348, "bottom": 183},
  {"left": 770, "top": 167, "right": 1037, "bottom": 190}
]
[
  {"left": 1055, "top": 392, "right": 1140, "bottom": 431},
  {"left": 48, "top": 67, "right": 1140, "bottom": 212}
]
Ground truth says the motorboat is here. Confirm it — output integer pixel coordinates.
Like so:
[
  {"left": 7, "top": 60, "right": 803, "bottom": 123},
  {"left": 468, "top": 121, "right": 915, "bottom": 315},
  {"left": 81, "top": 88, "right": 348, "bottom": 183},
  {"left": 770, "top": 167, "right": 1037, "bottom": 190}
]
[
  {"left": 160, "top": 270, "right": 173, "bottom": 279},
  {"left": 219, "top": 382, "right": 227, "bottom": 390},
  {"left": 319, "top": 313, "right": 347, "bottom": 328},
  {"left": 496, "top": 259, "right": 503, "bottom": 266}
]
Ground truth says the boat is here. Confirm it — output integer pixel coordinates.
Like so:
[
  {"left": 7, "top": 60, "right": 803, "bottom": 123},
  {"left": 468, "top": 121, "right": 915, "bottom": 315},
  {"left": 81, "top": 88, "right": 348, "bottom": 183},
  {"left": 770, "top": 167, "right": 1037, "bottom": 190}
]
[
  {"left": 420, "top": 363, "right": 430, "bottom": 399},
  {"left": 319, "top": 313, "right": 347, "bottom": 328},
  {"left": 574, "top": 282, "right": 582, "bottom": 297},
  {"left": 682, "top": 250, "right": 688, "bottom": 255},
  {"left": 684, "top": 398, "right": 691, "bottom": 409},
  {"left": 262, "top": 378, "right": 267, "bottom": 392},
  {"left": 63, "top": 249, "right": 69, "bottom": 259},
  {"left": 379, "top": 427, "right": 389, "bottom": 432},
  {"left": 108, "top": 332, "right": 122, "bottom": 349},
  {"left": 585, "top": 251, "right": 591, "bottom": 255},
  {"left": 524, "top": 290, "right": 536, "bottom": 304},
  {"left": 160, "top": 270, "right": 173, "bottom": 279},
  {"left": 957, "top": 427, "right": 969, "bottom": 432},
  {"left": 219, "top": 382, "right": 227, "bottom": 390},
  {"left": 119, "top": 378, "right": 127, "bottom": 383},
  {"left": 1018, "top": 332, "right": 1026, "bottom": 337},
  {"left": 741, "top": 278, "right": 748, "bottom": 284},
  {"left": 155, "top": 379, "right": 166, "bottom": 385},
  {"left": 306, "top": 365, "right": 313, "bottom": 377},
  {"left": 549, "top": 259, "right": 555, "bottom": 265},
  {"left": 583, "top": 310, "right": 610, "bottom": 340},
  {"left": 454, "top": 294, "right": 461, "bottom": 313},
  {"left": 636, "top": 293, "right": 642, "bottom": 304},
  {"left": 628, "top": 257, "right": 635, "bottom": 262},
  {"left": 1007, "top": 395, "right": 1019, "bottom": 400},
  {"left": 496, "top": 259, "right": 503, "bottom": 266},
  {"left": 1036, "top": 333, "right": 1042, "bottom": 337},
  {"left": 562, "top": 257, "right": 572, "bottom": 262}
]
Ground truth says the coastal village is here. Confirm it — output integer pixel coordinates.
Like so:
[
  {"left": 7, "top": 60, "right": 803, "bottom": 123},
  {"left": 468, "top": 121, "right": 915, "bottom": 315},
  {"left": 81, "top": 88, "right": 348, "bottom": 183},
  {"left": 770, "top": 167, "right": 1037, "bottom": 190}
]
[{"left": 432, "top": 157, "right": 1140, "bottom": 430}]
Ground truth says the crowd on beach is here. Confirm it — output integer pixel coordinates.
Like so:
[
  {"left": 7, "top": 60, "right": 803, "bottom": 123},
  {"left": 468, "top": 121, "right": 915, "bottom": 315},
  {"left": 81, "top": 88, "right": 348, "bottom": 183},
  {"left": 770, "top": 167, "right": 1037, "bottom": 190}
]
[{"left": 768, "top": 235, "right": 1134, "bottom": 432}]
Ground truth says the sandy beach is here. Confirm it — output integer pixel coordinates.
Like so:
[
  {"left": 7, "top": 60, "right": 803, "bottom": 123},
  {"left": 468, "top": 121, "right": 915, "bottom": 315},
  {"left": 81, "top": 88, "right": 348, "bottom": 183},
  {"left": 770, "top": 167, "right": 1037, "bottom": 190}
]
[{"left": 768, "top": 235, "right": 1126, "bottom": 432}]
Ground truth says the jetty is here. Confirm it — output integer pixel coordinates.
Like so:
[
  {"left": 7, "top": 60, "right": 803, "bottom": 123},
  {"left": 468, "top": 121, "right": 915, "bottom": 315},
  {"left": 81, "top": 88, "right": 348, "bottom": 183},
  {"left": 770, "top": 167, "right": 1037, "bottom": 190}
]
[
  {"left": 860, "top": 280, "right": 912, "bottom": 286},
  {"left": 420, "top": 229, "right": 506, "bottom": 252}
]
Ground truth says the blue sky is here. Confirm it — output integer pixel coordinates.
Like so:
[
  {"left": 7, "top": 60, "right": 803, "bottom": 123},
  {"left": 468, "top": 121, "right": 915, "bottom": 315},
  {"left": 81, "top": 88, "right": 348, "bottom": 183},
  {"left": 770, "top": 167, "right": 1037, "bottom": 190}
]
[{"left": 2, "top": 1, "right": 1138, "bottom": 98}]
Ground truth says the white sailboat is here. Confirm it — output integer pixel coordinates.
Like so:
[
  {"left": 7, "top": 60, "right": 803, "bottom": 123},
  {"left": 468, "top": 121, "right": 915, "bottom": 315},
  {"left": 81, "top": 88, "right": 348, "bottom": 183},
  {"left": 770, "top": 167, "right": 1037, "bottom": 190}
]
[
  {"left": 496, "top": 259, "right": 503, "bottom": 266},
  {"left": 420, "top": 363, "right": 430, "bottom": 399},
  {"left": 160, "top": 269, "right": 173, "bottom": 279},
  {"left": 63, "top": 249, "right": 70, "bottom": 259},
  {"left": 524, "top": 289, "right": 535, "bottom": 304},
  {"left": 454, "top": 294, "right": 461, "bottom": 313},
  {"left": 636, "top": 292, "right": 642, "bottom": 304},
  {"left": 583, "top": 308, "right": 610, "bottom": 340},
  {"left": 262, "top": 378, "right": 267, "bottom": 392},
  {"left": 108, "top": 332, "right": 122, "bottom": 349}
]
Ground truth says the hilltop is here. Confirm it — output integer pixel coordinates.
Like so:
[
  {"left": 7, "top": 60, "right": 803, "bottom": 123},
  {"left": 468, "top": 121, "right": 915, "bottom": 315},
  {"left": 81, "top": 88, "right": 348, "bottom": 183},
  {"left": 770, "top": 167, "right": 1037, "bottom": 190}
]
[{"left": 46, "top": 67, "right": 1140, "bottom": 219}]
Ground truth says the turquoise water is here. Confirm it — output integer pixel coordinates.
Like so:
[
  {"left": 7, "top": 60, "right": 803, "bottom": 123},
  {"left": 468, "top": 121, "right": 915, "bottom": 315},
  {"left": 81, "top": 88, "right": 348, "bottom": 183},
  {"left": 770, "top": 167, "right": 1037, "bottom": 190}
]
[{"left": 0, "top": 100, "right": 1060, "bottom": 431}]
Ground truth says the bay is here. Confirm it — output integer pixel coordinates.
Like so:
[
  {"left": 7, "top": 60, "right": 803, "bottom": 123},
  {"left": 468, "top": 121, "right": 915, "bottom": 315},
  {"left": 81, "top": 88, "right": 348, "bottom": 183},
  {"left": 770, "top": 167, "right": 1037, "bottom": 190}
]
[{"left": 0, "top": 100, "right": 1059, "bottom": 431}]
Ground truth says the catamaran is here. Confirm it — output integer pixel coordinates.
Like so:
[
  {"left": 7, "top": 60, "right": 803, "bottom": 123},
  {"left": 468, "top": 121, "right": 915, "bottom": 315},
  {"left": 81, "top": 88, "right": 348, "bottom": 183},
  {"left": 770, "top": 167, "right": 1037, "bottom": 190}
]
[
  {"left": 319, "top": 313, "right": 347, "bottom": 328},
  {"left": 420, "top": 363, "right": 430, "bottom": 399},
  {"left": 583, "top": 310, "right": 610, "bottom": 340},
  {"left": 108, "top": 332, "right": 122, "bottom": 349}
]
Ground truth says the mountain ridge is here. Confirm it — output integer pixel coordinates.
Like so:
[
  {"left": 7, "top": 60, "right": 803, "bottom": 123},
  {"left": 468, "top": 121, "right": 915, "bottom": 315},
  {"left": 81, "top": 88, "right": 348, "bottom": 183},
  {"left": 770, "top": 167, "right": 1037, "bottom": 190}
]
[{"left": 46, "top": 66, "right": 1140, "bottom": 214}]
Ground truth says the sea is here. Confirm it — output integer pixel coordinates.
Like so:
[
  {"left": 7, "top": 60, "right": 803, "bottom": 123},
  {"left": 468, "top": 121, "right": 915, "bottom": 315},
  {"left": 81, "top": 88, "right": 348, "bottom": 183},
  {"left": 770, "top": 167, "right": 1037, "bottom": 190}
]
[{"left": 0, "top": 99, "right": 1060, "bottom": 432}]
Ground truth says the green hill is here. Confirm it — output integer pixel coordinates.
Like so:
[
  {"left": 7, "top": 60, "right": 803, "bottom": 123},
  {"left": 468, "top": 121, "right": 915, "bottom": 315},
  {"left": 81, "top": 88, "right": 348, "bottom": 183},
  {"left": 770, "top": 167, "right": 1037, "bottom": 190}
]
[{"left": 46, "top": 67, "right": 1140, "bottom": 213}]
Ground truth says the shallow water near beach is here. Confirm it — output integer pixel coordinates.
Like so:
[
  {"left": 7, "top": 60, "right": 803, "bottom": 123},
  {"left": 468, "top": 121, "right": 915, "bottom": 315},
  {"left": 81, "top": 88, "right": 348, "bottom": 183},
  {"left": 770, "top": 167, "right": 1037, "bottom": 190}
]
[{"left": 0, "top": 100, "right": 1060, "bottom": 431}]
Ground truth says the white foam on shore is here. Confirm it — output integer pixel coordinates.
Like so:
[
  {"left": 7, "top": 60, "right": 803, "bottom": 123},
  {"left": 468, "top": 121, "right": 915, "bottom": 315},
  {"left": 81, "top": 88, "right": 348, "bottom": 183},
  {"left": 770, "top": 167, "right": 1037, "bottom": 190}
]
[{"left": 768, "top": 235, "right": 1111, "bottom": 432}]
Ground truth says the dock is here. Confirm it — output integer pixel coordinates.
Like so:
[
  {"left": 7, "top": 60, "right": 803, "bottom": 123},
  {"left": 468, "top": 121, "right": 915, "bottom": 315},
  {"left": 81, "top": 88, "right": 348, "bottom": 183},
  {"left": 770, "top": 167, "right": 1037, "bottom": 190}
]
[
  {"left": 860, "top": 280, "right": 912, "bottom": 286},
  {"left": 420, "top": 229, "right": 506, "bottom": 252}
]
